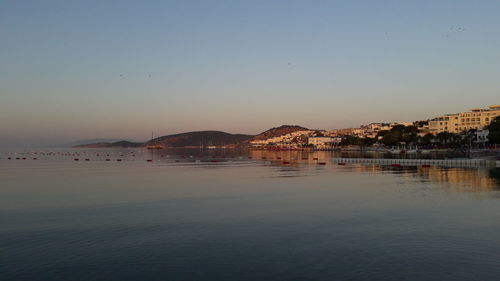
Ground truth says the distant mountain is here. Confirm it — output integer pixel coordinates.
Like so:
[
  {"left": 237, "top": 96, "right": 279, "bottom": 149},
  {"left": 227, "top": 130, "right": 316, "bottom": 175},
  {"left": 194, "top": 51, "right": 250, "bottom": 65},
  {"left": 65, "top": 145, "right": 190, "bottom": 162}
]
[
  {"left": 142, "top": 131, "right": 253, "bottom": 148},
  {"left": 251, "top": 125, "right": 309, "bottom": 141},
  {"left": 70, "top": 126, "right": 310, "bottom": 148},
  {"left": 74, "top": 140, "right": 143, "bottom": 148},
  {"left": 62, "top": 138, "right": 138, "bottom": 148}
]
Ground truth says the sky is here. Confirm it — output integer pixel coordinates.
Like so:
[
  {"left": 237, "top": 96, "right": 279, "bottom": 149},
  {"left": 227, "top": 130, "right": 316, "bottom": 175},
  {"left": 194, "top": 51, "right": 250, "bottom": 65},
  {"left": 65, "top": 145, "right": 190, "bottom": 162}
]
[{"left": 1, "top": 0, "right": 500, "bottom": 147}]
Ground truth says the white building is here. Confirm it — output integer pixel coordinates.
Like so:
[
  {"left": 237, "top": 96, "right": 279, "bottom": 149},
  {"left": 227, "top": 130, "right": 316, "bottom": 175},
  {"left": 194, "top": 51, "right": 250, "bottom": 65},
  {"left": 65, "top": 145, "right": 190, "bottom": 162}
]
[
  {"left": 308, "top": 136, "right": 338, "bottom": 148},
  {"left": 429, "top": 105, "right": 500, "bottom": 134}
]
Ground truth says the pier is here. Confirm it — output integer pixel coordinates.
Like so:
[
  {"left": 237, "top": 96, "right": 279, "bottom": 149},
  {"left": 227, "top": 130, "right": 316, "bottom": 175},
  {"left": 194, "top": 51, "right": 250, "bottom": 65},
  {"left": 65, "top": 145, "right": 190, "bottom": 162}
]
[{"left": 332, "top": 158, "right": 500, "bottom": 167}]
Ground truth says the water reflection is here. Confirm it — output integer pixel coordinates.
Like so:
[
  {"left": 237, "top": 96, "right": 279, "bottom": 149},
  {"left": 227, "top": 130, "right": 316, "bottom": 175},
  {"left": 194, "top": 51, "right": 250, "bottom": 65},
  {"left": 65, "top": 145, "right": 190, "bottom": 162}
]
[
  {"left": 2, "top": 148, "right": 500, "bottom": 281},
  {"left": 2, "top": 148, "right": 500, "bottom": 192},
  {"left": 343, "top": 164, "right": 500, "bottom": 192}
]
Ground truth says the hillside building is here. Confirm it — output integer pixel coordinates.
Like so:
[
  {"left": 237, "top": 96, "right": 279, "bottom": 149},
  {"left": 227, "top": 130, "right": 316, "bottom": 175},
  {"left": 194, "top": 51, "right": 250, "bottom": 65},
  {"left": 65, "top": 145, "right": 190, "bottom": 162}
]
[{"left": 429, "top": 105, "right": 500, "bottom": 134}]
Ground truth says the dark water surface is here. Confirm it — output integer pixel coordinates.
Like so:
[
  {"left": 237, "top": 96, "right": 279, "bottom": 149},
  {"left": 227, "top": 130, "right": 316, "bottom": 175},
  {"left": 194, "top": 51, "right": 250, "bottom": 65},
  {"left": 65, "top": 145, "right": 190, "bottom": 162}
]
[{"left": 1, "top": 148, "right": 500, "bottom": 281}]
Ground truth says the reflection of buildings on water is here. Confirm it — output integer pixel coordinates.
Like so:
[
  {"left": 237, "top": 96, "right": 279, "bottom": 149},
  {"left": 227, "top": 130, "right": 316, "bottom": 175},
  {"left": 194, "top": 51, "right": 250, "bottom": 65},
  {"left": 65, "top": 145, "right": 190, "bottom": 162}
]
[
  {"left": 347, "top": 164, "right": 500, "bottom": 192},
  {"left": 421, "top": 167, "right": 500, "bottom": 192},
  {"left": 248, "top": 150, "right": 334, "bottom": 162}
]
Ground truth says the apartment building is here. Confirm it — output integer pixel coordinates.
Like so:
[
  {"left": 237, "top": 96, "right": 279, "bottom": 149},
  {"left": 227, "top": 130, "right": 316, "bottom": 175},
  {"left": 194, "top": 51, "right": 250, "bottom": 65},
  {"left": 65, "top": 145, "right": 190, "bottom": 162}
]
[{"left": 429, "top": 105, "right": 500, "bottom": 134}]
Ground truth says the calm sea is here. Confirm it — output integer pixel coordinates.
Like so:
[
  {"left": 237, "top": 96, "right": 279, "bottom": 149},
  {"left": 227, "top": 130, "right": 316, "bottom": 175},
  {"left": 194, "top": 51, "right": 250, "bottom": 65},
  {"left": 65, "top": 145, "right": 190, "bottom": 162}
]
[{"left": 1, "top": 148, "right": 500, "bottom": 281}]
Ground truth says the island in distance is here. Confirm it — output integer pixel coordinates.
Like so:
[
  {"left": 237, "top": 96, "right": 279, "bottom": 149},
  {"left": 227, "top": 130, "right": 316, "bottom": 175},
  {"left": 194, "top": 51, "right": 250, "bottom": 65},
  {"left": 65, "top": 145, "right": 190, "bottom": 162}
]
[
  {"left": 73, "top": 140, "right": 143, "bottom": 148},
  {"left": 72, "top": 125, "right": 308, "bottom": 148}
]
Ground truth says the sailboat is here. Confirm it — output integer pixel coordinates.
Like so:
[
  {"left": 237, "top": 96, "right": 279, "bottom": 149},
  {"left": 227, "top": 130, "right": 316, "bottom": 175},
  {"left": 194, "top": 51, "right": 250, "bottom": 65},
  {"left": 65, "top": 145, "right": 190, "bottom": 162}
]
[
  {"left": 406, "top": 145, "right": 418, "bottom": 154},
  {"left": 146, "top": 131, "right": 164, "bottom": 149},
  {"left": 389, "top": 146, "right": 402, "bottom": 154}
]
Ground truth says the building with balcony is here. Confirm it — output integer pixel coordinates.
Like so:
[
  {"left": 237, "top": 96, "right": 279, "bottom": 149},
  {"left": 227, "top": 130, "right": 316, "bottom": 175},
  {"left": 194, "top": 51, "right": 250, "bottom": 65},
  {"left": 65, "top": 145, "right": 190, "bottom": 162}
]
[{"left": 429, "top": 105, "right": 500, "bottom": 134}]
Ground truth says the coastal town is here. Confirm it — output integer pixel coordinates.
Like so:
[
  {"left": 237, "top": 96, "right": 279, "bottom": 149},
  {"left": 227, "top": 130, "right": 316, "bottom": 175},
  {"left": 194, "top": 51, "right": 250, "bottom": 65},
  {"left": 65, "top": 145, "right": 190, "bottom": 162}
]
[
  {"left": 73, "top": 104, "right": 500, "bottom": 154},
  {"left": 249, "top": 105, "right": 500, "bottom": 152}
]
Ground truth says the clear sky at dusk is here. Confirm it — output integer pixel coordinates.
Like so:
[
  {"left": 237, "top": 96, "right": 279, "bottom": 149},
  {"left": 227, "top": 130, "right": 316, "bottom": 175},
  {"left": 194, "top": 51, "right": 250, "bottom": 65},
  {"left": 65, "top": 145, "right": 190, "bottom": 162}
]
[{"left": 1, "top": 0, "right": 499, "bottom": 147}]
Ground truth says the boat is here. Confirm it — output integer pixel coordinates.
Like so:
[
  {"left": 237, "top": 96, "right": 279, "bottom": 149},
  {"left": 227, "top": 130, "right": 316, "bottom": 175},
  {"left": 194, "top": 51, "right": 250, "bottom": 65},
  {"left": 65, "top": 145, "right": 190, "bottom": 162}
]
[
  {"left": 390, "top": 146, "right": 402, "bottom": 154},
  {"left": 146, "top": 132, "right": 164, "bottom": 149},
  {"left": 146, "top": 145, "right": 164, "bottom": 150},
  {"left": 406, "top": 146, "right": 418, "bottom": 154}
]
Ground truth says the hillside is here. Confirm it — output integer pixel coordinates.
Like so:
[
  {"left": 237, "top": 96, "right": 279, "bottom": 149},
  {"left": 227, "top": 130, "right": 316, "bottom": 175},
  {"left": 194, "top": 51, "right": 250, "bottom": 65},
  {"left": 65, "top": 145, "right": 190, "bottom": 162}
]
[
  {"left": 142, "top": 131, "right": 253, "bottom": 147},
  {"left": 251, "top": 125, "right": 309, "bottom": 141},
  {"left": 62, "top": 138, "right": 137, "bottom": 148},
  {"left": 72, "top": 126, "right": 311, "bottom": 148},
  {"left": 74, "top": 141, "right": 143, "bottom": 148}
]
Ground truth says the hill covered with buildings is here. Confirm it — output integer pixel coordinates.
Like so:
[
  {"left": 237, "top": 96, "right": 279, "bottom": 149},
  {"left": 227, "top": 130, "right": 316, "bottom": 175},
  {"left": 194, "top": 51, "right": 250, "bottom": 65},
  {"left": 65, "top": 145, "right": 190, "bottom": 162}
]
[{"left": 72, "top": 105, "right": 500, "bottom": 149}]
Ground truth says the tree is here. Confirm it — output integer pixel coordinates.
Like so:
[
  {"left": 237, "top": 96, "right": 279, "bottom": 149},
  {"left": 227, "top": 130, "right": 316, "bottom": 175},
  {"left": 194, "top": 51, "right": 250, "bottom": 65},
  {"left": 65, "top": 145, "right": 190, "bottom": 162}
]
[
  {"left": 339, "top": 135, "right": 362, "bottom": 146},
  {"left": 379, "top": 125, "right": 419, "bottom": 146},
  {"left": 419, "top": 133, "right": 434, "bottom": 146},
  {"left": 486, "top": 116, "right": 500, "bottom": 144},
  {"left": 314, "top": 130, "right": 325, "bottom": 137},
  {"left": 382, "top": 133, "right": 401, "bottom": 146},
  {"left": 435, "top": 132, "right": 456, "bottom": 146},
  {"left": 361, "top": 137, "right": 377, "bottom": 146},
  {"left": 376, "top": 130, "right": 390, "bottom": 138}
]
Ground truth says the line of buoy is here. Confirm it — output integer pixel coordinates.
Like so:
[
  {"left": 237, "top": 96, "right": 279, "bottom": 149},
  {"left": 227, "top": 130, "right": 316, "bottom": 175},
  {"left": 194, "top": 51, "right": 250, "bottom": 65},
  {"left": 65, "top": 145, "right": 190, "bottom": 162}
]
[{"left": 332, "top": 157, "right": 497, "bottom": 167}]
